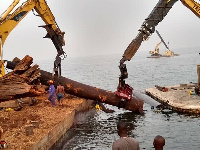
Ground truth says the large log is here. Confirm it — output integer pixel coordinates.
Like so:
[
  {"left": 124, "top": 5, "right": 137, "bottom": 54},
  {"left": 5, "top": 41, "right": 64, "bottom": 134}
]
[{"left": 6, "top": 57, "right": 144, "bottom": 113}]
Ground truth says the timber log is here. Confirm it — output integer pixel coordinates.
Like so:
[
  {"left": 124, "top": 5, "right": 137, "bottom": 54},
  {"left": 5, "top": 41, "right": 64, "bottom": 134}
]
[{"left": 6, "top": 57, "right": 144, "bottom": 113}]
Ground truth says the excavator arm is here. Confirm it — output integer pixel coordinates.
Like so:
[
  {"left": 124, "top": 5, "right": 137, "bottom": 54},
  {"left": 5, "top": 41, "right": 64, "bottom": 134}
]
[
  {"left": 118, "top": 0, "right": 200, "bottom": 98},
  {"left": 118, "top": 0, "right": 178, "bottom": 92},
  {"left": 181, "top": 0, "right": 200, "bottom": 18},
  {"left": 120, "top": 0, "right": 178, "bottom": 64},
  {"left": 154, "top": 41, "right": 162, "bottom": 54},
  {"left": 0, "top": 0, "right": 65, "bottom": 77}
]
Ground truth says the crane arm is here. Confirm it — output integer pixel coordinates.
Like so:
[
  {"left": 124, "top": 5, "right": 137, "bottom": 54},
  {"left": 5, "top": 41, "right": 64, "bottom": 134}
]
[
  {"left": 0, "top": 0, "right": 65, "bottom": 77},
  {"left": 155, "top": 41, "right": 162, "bottom": 54},
  {"left": 181, "top": 0, "right": 200, "bottom": 18},
  {"left": 120, "top": 0, "right": 177, "bottom": 64},
  {"left": 0, "top": 1, "right": 36, "bottom": 46},
  {"left": 120, "top": 0, "right": 200, "bottom": 71},
  {"left": 34, "top": 0, "right": 65, "bottom": 56},
  {"left": 118, "top": 0, "right": 200, "bottom": 98},
  {"left": 0, "top": 0, "right": 20, "bottom": 22},
  {"left": 117, "top": 0, "right": 178, "bottom": 101},
  {"left": 118, "top": 0, "right": 178, "bottom": 87},
  {"left": 156, "top": 30, "right": 169, "bottom": 50}
]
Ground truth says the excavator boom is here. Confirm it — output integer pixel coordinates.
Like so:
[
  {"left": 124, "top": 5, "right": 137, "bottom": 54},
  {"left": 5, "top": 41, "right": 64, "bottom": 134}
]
[
  {"left": 118, "top": 0, "right": 200, "bottom": 96},
  {"left": 117, "top": 0, "right": 178, "bottom": 101},
  {"left": 0, "top": 0, "right": 20, "bottom": 22},
  {"left": 121, "top": 0, "right": 200, "bottom": 64},
  {"left": 121, "top": 0, "right": 178, "bottom": 63},
  {"left": 155, "top": 41, "right": 162, "bottom": 54},
  {"left": 181, "top": 0, "right": 200, "bottom": 18},
  {"left": 118, "top": 0, "right": 178, "bottom": 88}
]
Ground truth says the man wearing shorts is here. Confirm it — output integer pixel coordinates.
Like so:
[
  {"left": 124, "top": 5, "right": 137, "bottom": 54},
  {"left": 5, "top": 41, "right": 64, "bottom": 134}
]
[{"left": 56, "top": 82, "right": 65, "bottom": 105}]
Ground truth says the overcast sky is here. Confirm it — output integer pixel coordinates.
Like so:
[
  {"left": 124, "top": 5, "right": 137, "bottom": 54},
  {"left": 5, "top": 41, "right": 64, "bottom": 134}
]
[{"left": 1, "top": 0, "right": 200, "bottom": 61}]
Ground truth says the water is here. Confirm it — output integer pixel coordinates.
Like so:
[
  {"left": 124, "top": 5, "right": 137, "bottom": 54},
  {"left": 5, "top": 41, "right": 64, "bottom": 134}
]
[{"left": 38, "top": 47, "right": 200, "bottom": 150}]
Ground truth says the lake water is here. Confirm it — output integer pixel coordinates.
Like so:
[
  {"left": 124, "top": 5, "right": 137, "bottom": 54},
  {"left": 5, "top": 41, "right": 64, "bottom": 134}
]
[{"left": 38, "top": 47, "right": 200, "bottom": 150}]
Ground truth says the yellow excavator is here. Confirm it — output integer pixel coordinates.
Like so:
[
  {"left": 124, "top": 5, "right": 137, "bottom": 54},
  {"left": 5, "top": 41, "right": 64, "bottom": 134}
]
[
  {"left": 117, "top": 0, "right": 200, "bottom": 99},
  {"left": 149, "top": 41, "right": 162, "bottom": 57},
  {"left": 0, "top": 0, "right": 66, "bottom": 77}
]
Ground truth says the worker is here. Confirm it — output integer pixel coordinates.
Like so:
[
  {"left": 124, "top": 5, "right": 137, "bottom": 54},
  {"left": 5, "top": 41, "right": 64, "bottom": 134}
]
[
  {"left": 56, "top": 82, "right": 65, "bottom": 106},
  {"left": 48, "top": 80, "right": 56, "bottom": 106},
  {"left": 112, "top": 122, "right": 140, "bottom": 150},
  {"left": 153, "top": 135, "right": 165, "bottom": 150}
]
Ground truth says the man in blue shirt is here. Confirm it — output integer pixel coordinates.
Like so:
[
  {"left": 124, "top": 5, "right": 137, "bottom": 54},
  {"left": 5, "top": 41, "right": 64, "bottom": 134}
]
[{"left": 48, "top": 80, "right": 56, "bottom": 106}]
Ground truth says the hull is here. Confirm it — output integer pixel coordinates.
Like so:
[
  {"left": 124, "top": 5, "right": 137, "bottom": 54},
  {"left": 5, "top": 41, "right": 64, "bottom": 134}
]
[{"left": 147, "top": 54, "right": 179, "bottom": 58}]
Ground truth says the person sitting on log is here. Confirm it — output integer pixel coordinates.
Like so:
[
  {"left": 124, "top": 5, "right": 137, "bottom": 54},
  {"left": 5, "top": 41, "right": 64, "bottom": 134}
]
[{"left": 48, "top": 80, "right": 56, "bottom": 106}]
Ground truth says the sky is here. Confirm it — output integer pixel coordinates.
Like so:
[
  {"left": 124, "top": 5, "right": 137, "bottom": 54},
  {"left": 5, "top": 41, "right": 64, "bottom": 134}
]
[{"left": 1, "top": 0, "right": 200, "bottom": 61}]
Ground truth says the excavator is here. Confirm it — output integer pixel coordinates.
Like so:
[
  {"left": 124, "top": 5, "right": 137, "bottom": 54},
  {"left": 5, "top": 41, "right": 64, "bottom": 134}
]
[
  {"left": 0, "top": 0, "right": 66, "bottom": 78},
  {"left": 116, "top": 0, "right": 200, "bottom": 100},
  {"left": 149, "top": 41, "right": 162, "bottom": 57}
]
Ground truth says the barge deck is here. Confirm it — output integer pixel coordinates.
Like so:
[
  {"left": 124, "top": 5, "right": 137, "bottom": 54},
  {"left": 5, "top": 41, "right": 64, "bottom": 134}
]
[{"left": 145, "top": 83, "right": 200, "bottom": 114}]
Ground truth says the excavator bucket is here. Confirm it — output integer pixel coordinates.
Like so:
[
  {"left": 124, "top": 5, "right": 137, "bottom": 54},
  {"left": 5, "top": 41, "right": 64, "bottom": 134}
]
[
  {"left": 39, "top": 24, "right": 66, "bottom": 77},
  {"left": 38, "top": 24, "right": 65, "bottom": 54}
]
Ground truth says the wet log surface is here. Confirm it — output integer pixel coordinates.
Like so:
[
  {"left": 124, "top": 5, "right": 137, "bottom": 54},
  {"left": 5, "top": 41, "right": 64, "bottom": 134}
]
[{"left": 5, "top": 56, "right": 144, "bottom": 113}]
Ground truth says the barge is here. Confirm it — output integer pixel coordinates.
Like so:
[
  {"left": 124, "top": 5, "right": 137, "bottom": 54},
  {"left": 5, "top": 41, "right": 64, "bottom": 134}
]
[{"left": 145, "top": 83, "right": 200, "bottom": 114}]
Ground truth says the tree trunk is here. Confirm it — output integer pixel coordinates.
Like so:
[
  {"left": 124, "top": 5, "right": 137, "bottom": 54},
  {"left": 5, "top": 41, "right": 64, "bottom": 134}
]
[{"left": 5, "top": 57, "right": 144, "bottom": 113}]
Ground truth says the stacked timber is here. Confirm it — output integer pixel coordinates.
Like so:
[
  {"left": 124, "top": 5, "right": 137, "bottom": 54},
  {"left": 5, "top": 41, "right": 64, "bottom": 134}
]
[{"left": 0, "top": 55, "right": 46, "bottom": 103}]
